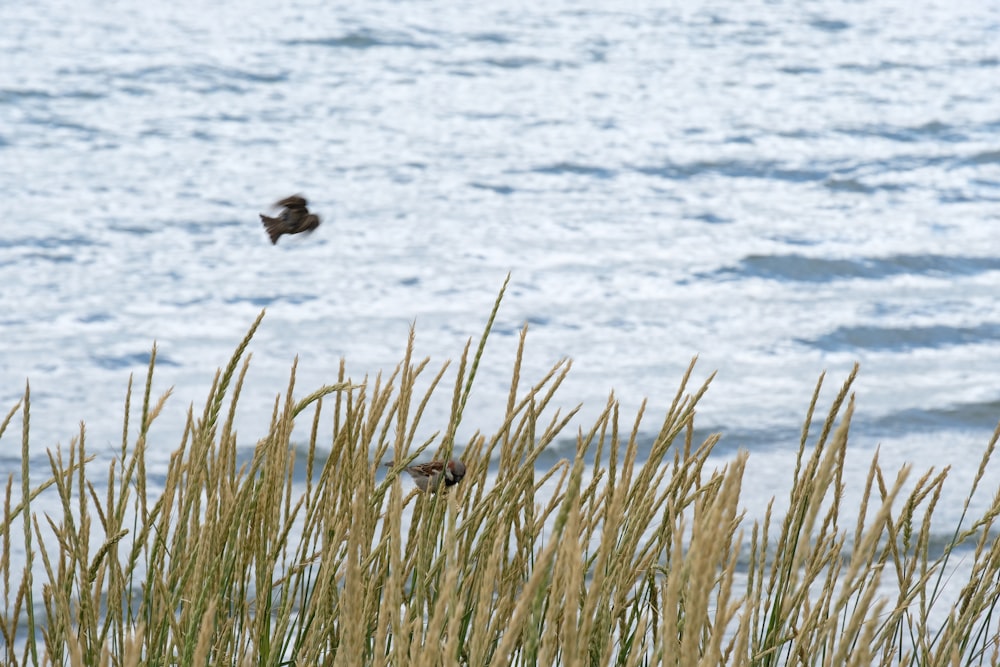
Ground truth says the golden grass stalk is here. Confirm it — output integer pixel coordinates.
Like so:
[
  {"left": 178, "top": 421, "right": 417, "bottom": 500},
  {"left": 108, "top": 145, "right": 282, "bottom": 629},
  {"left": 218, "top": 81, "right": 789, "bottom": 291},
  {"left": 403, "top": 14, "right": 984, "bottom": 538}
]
[{"left": 3, "top": 286, "right": 1000, "bottom": 666}]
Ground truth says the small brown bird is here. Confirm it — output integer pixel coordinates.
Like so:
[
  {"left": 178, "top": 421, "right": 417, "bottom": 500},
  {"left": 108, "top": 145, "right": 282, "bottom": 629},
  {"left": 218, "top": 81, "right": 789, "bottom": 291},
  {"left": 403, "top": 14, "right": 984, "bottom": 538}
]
[
  {"left": 386, "top": 459, "right": 467, "bottom": 492},
  {"left": 260, "top": 194, "right": 321, "bottom": 244}
]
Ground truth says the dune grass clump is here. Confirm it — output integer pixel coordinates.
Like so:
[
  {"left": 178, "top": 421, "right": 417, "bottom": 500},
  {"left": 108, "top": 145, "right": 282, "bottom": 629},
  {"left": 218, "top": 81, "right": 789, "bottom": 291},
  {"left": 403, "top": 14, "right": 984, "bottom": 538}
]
[{"left": 2, "top": 285, "right": 1000, "bottom": 666}]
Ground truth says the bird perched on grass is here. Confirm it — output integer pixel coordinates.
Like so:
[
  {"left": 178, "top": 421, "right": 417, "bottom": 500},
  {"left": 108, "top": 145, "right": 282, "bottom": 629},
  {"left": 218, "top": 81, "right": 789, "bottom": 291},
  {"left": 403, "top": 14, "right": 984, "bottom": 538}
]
[
  {"left": 386, "top": 459, "right": 467, "bottom": 492},
  {"left": 260, "top": 194, "right": 321, "bottom": 244}
]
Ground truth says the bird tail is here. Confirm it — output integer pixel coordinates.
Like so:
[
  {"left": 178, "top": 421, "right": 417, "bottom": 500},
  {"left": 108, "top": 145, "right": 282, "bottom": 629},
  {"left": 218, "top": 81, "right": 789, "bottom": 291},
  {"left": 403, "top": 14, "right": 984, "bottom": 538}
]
[{"left": 260, "top": 214, "right": 282, "bottom": 244}]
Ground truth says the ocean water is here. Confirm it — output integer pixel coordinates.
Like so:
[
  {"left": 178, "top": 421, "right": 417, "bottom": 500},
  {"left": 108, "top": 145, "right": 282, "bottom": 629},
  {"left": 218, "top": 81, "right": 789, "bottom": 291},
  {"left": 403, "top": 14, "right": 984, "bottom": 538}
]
[{"left": 2, "top": 0, "right": 1000, "bottom": 570}]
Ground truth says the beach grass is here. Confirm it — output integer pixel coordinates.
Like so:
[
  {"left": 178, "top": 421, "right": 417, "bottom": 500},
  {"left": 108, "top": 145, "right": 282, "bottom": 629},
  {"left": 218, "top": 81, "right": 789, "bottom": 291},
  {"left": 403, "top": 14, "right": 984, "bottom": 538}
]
[{"left": 3, "top": 282, "right": 1000, "bottom": 666}]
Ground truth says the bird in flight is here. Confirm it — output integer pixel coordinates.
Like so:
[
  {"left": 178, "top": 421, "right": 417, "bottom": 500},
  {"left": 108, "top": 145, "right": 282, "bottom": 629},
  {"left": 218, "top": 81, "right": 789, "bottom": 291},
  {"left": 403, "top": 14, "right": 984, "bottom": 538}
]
[{"left": 260, "top": 194, "right": 321, "bottom": 244}]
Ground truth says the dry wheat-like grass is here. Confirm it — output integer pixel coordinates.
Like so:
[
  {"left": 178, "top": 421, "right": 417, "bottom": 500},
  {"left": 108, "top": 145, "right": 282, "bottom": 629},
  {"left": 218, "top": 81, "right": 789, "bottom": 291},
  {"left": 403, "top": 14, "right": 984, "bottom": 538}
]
[{"left": 2, "top": 282, "right": 1000, "bottom": 666}]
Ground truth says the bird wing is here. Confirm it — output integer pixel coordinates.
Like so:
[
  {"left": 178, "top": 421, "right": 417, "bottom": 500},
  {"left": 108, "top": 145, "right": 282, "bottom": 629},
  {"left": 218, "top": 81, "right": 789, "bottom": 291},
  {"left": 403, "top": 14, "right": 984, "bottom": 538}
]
[
  {"left": 276, "top": 194, "right": 308, "bottom": 209},
  {"left": 303, "top": 214, "right": 321, "bottom": 231}
]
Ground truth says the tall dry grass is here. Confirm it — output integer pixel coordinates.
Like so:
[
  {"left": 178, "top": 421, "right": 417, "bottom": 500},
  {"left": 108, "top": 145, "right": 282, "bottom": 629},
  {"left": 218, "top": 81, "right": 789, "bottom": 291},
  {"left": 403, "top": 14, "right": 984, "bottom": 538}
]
[{"left": 2, "top": 282, "right": 1000, "bottom": 666}]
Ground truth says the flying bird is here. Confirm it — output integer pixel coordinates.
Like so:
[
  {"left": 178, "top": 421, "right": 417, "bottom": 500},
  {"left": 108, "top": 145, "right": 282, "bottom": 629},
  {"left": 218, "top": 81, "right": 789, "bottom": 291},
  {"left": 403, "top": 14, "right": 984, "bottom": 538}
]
[
  {"left": 386, "top": 459, "right": 467, "bottom": 492},
  {"left": 260, "top": 194, "right": 321, "bottom": 244}
]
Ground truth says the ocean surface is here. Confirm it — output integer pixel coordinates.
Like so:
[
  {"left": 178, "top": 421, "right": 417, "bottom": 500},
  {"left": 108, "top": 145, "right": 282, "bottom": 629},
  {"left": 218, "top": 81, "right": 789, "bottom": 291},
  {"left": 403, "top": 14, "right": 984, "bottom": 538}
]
[{"left": 3, "top": 0, "right": 1000, "bottom": 578}]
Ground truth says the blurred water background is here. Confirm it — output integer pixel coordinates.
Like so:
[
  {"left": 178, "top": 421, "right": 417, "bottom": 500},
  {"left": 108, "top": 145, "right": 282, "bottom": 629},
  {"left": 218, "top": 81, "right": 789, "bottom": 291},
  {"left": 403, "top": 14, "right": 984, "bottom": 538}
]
[{"left": 2, "top": 0, "right": 1000, "bottom": 567}]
